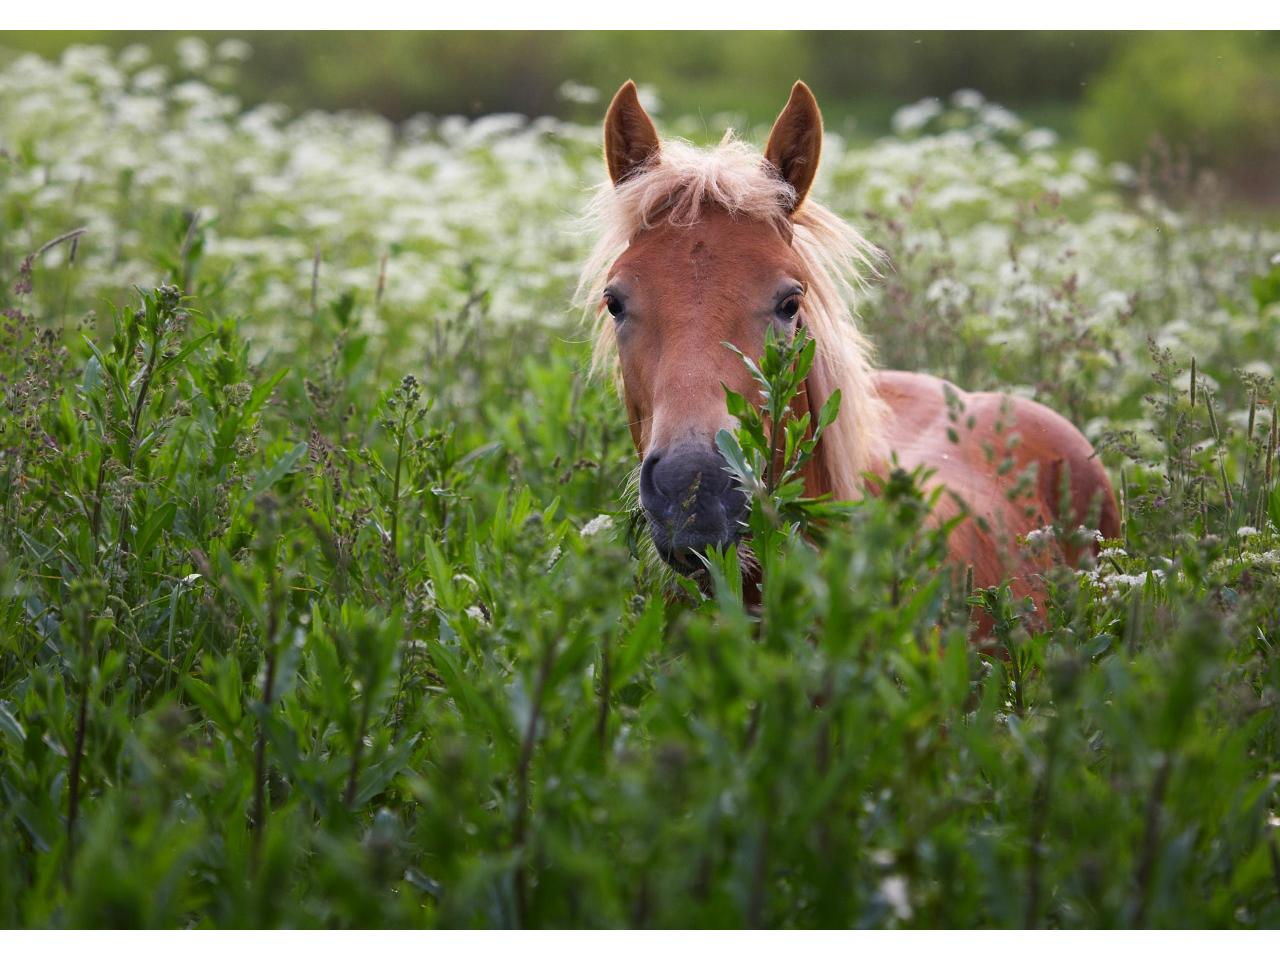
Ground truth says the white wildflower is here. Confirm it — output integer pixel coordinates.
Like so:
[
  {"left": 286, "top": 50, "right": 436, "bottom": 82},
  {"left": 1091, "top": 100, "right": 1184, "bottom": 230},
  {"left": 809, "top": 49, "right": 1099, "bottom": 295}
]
[
  {"left": 1024, "top": 525, "right": 1056, "bottom": 549},
  {"left": 868, "top": 848, "right": 895, "bottom": 866},
  {"left": 119, "top": 44, "right": 151, "bottom": 70},
  {"left": 215, "top": 39, "right": 252, "bottom": 63},
  {"left": 880, "top": 875, "right": 913, "bottom": 921},
  {"left": 1097, "top": 290, "right": 1134, "bottom": 320},
  {"left": 1110, "top": 161, "right": 1137, "bottom": 186},
  {"left": 1021, "top": 128, "right": 1058, "bottom": 151},
  {"left": 175, "top": 37, "right": 210, "bottom": 72},
  {"left": 929, "top": 182, "right": 987, "bottom": 210},
  {"left": 1070, "top": 148, "right": 1102, "bottom": 176},
  {"left": 1095, "top": 570, "right": 1165, "bottom": 590},
  {"left": 558, "top": 80, "right": 600, "bottom": 105},
  {"left": 892, "top": 98, "right": 943, "bottom": 135},
  {"left": 978, "top": 104, "right": 1021, "bottom": 133},
  {"left": 579, "top": 514, "right": 615, "bottom": 539},
  {"left": 925, "top": 277, "right": 972, "bottom": 312},
  {"left": 131, "top": 65, "right": 167, "bottom": 93},
  {"left": 635, "top": 84, "right": 663, "bottom": 115}
]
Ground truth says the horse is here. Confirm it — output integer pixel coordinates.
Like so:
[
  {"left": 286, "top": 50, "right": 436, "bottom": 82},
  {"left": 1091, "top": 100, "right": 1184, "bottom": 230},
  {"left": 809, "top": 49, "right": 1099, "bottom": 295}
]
[{"left": 579, "top": 80, "right": 1121, "bottom": 618}]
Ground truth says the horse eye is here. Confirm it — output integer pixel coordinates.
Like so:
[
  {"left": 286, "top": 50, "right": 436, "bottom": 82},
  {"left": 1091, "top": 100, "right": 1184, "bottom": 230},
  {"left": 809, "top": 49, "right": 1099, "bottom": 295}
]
[
  {"left": 603, "top": 292, "right": 625, "bottom": 319},
  {"left": 776, "top": 293, "right": 802, "bottom": 322}
]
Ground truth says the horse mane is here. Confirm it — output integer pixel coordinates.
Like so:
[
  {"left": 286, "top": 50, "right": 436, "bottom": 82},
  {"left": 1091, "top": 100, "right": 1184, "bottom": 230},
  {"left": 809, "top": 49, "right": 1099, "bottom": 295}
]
[{"left": 576, "top": 133, "right": 888, "bottom": 500}]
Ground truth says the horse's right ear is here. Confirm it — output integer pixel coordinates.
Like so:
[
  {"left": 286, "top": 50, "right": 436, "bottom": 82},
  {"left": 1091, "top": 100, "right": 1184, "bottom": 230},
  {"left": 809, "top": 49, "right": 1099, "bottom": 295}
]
[
  {"left": 765, "top": 81, "right": 823, "bottom": 212},
  {"left": 604, "top": 80, "right": 660, "bottom": 185}
]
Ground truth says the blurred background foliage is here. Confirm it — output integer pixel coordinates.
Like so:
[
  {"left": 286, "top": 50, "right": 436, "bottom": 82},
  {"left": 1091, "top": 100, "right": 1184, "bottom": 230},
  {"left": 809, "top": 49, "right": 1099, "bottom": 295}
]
[{"left": 1, "top": 30, "right": 1277, "bottom": 200}]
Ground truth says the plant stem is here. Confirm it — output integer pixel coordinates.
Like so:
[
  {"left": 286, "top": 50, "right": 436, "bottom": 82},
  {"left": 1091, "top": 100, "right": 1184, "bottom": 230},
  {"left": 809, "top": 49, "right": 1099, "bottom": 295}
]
[
  {"left": 746, "top": 818, "right": 770, "bottom": 928},
  {"left": 389, "top": 405, "right": 408, "bottom": 564},
  {"left": 64, "top": 675, "right": 89, "bottom": 889},
  {"left": 1268, "top": 837, "right": 1280, "bottom": 905},
  {"left": 596, "top": 633, "right": 611, "bottom": 755},
  {"left": 251, "top": 564, "right": 281, "bottom": 855},
  {"left": 1025, "top": 732, "right": 1057, "bottom": 927},
  {"left": 1132, "top": 753, "right": 1172, "bottom": 927},
  {"left": 344, "top": 694, "right": 372, "bottom": 809},
  {"left": 88, "top": 454, "right": 109, "bottom": 562},
  {"left": 251, "top": 647, "right": 277, "bottom": 850},
  {"left": 513, "top": 638, "right": 557, "bottom": 927},
  {"left": 115, "top": 332, "right": 161, "bottom": 562}
]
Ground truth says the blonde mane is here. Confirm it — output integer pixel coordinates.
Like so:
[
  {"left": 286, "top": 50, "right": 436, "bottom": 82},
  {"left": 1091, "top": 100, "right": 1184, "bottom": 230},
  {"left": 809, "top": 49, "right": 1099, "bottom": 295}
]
[{"left": 576, "top": 134, "right": 887, "bottom": 500}]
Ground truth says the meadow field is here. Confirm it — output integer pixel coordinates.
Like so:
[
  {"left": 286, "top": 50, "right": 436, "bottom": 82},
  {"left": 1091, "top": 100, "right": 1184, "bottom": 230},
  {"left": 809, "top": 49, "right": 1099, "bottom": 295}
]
[{"left": 1, "top": 42, "right": 1279, "bottom": 927}]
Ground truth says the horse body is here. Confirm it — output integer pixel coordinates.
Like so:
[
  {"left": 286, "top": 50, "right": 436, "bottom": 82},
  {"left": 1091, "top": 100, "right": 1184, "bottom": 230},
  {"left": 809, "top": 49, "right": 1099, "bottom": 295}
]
[
  {"left": 872, "top": 369, "right": 1121, "bottom": 598},
  {"left": 583, "top": 80, "right": 1119, "bottom": 614}
]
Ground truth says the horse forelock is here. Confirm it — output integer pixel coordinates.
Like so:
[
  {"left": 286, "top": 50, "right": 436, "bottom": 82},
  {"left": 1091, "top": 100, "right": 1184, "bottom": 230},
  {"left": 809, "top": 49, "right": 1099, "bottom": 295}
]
[{"left": 577, "top": 134, "right": 888, "bottom": 499}]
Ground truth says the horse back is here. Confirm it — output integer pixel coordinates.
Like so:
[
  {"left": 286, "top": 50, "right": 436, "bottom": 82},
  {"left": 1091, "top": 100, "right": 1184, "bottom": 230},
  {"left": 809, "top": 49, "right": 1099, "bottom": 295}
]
[{"left": 872, "top": 369, "right": 1120, "bottom": 591}]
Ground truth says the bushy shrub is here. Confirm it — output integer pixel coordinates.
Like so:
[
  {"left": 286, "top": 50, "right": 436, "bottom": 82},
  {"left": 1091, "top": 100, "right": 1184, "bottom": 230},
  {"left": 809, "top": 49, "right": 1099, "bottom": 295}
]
[{"left": 1079, "top": 32, "right": 1280, "bottom": 199}]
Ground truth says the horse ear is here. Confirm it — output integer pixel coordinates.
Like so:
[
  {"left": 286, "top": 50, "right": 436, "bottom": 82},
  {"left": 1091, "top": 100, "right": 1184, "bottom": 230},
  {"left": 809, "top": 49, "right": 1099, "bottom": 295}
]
[
  {"left": 604, "top": 80, "right": 660, "bottom": 185},
  {"left": 765, "top": 81, "right": 823, "bottom": 211}
]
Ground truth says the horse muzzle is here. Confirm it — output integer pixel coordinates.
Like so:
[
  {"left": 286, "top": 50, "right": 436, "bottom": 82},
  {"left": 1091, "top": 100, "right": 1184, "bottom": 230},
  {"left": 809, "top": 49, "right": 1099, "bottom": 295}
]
[{"left": 639, "top": 442, "right": 749, "bottom": 573}]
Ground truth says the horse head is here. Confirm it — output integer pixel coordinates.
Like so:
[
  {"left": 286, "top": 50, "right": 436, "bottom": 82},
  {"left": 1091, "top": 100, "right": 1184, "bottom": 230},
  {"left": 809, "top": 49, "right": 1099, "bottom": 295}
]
[{"left": 584, "top": 81, "right": 883, "bottom": 574}]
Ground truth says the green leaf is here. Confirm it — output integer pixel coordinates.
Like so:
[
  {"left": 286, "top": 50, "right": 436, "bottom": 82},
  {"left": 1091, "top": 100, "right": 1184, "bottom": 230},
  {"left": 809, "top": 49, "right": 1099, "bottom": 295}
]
[
  {"left": 456, "top": 440, "right": 503, "bottom": 470},
  {"left": 354, "top": 733, "right": 421, "bottom": 807},
  {"left": 155, "top": 331, "right": 215, "bottom": 375},
  {"left": 81, "top": 353, "right": 102, "bottom": 394},
  {"left": 723, "top": 387, "right": 751, "bottom": 421},
  {"left": 242, "top": 440, "right": 309, "bottom": 508},
  {"left": 182, "top": 676, "right": 238, "bottom": 737},
  {"left": 134, "top": 501, "right": 177, "bottom": 558},
  {"left": 242, "top": 368, "right": 289, "bottom": 420},
  {"left": 715, "top": 428, "right": 757, "bottom": 490},
  {"left": 1252, "top": 267, "right": 1280, "bottom": 310},
  {"left": 817, "top": 388, "right": 842, "bottom": 431},
  {"left": 308, "top": 626, "right": 354, "bottom": 734},
  {"left": 721, "top": 340, "right": 765, "bottom": 386},
  {"left": 793, "top": 333, "right": 817, "bottom": 382},
  {"left": 0, "top": 701, "right": 25, "bottom": 745},
  {"left": 611, "top": 601, "right": 664, "bottom": 693}
]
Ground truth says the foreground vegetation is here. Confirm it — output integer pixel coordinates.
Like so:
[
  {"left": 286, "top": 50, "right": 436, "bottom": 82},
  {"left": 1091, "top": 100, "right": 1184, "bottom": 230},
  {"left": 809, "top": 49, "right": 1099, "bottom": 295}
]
[{"left": 1, "top": 44, "right": 1279, "bottom": 928}]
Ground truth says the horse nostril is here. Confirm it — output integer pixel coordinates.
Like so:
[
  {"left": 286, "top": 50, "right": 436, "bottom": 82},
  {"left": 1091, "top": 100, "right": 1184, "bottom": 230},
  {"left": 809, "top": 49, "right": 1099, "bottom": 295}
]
[
  {"left": 651, "top": 452, "right": 717, "bottom": 501},
  {"left": 645, "top": 450, "right": 703, "bottom": 501},
  {"left": 639, "top": 450, "right": 664, "bottom": 502}
]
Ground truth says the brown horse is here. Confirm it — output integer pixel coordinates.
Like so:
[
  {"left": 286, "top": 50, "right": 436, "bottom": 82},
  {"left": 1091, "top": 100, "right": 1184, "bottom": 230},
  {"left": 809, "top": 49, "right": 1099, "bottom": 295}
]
[{"left": 580, "top": 80, "right": 1120, "bottom": 613}]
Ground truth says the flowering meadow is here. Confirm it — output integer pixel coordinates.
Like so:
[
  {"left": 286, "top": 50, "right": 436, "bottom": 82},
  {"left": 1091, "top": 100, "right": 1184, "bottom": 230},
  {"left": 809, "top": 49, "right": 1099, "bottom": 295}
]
[{"left": 1, "top": 41, "right": 1279, "bottom": 927}]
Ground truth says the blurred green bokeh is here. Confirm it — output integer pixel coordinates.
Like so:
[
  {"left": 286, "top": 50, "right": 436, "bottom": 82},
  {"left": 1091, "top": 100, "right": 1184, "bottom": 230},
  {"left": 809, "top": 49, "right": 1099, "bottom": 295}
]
[{"left": 1, "top": 30, "right": 1277, "bottom": 197}]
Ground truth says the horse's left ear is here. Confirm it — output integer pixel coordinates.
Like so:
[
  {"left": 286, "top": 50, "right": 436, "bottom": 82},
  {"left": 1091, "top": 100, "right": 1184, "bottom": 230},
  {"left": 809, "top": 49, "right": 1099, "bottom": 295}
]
[
  {"left": 765, "top": 81, "right": 823, "bottom": 212},
  {"left": 604, "top": 80, "right": 660, "bottom": 185}
]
